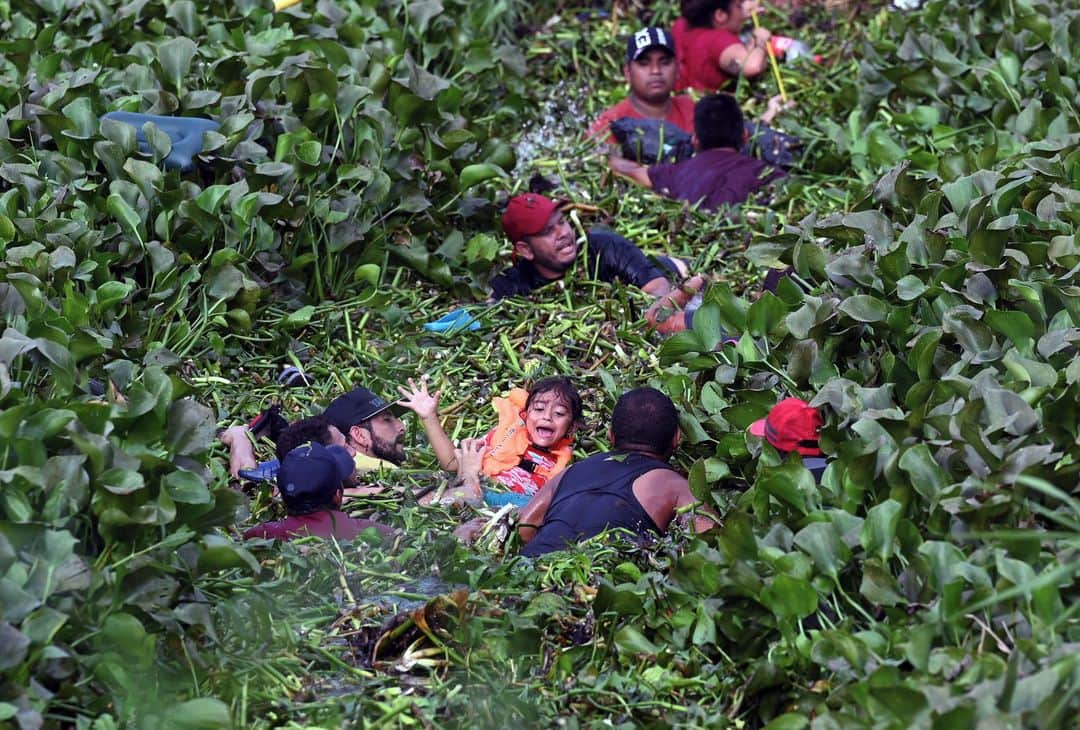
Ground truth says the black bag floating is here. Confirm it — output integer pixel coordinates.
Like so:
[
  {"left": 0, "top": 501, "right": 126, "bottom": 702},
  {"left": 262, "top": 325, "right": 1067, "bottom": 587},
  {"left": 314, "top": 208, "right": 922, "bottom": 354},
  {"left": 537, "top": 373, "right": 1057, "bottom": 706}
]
[
  {"left": 743, "top": 121, "right": 802, "bottom": 169},
  {"left": 610, "top": 117, "right": 695, "bottom": 165}
]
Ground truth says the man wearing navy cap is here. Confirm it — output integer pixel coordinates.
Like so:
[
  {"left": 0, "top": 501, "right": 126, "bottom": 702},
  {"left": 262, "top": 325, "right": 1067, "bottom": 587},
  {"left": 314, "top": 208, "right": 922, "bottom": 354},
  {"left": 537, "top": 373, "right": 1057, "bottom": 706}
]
[{"left": 242, "top": 443, "right": 395, "bottom": 541}]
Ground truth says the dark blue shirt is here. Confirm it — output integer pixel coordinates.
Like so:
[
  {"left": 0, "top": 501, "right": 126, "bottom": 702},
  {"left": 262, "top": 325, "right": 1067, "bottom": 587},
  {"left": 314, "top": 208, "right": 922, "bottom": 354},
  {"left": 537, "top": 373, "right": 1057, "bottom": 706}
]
[
  {"left": 490, "top": 229, "right": 676, "bottom": 299},
  {"left": 521, "top": 450, "right": 676, "bottom": 558}
]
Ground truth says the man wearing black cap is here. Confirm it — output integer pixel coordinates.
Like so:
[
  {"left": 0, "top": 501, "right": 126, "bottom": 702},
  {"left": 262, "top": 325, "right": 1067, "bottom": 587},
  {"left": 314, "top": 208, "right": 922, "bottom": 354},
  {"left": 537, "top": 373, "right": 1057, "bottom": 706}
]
[
  {"left": 221, "top": 385, "right": 408, "bottom": 481},
  {"left": 242, "top": 442, "right": 394, "bottom": 541},
  {"left": 587, "top": 27, "right": 695, "bottom": 142},
  {"left": 323, "top": 386, "right": 408, "bottom": 469}
]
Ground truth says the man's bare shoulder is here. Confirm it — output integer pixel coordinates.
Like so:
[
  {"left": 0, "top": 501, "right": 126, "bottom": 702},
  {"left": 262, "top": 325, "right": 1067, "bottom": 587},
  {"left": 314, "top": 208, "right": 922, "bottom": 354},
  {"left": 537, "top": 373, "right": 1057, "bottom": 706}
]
[{"left": 634, "top": 465, "right": 688, "bottom": 492}]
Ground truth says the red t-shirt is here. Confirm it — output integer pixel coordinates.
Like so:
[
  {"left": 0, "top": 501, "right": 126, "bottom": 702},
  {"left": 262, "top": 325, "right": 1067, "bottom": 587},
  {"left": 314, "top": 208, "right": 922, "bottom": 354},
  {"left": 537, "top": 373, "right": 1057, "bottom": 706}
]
[
  {"left": 243, "top": 510, "right": 393, "bottom": 541},
  {"left": 672, "top": 17, "right": 741, "bottom": 92},
  {"left": 587, "top": 95, "right": 696, "bottom": 142}
]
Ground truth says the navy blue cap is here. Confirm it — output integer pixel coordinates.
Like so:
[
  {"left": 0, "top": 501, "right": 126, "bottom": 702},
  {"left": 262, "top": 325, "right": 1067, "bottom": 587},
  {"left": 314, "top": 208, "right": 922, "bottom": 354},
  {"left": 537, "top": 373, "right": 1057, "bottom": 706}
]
[{"left": 277, "top": 443, "right": 355, "bottom": 513}]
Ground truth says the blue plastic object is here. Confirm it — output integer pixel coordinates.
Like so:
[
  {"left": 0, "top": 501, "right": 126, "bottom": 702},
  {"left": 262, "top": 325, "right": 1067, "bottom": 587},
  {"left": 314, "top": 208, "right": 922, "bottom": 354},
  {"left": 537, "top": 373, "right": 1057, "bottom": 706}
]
[
  {"left": 238, "top": 459, "right": 280, "bottom": 483},
  {"left": 100, "top": 112, "right": 220, "bottom": 171},
  {"left": 483, "top": 490, "right": 531, "bottom": 508},
  {"left": 422, "top": 308, "right": 481, "bottom": 334}
]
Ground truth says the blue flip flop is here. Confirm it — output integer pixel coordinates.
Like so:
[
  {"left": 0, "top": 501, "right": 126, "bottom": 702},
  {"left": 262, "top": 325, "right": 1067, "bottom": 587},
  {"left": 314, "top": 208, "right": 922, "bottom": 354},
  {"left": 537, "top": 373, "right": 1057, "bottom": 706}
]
[
  {"left": 482, "top": 490, "right": 531, "bottom": 508},
  {"left": 100, "top": 112, "right": 220, "bottom": 172},
  {"left": 238, "top": 459, "right": 280, "bottom": 483},
  {"left": 423, "top": 308, "right": 481, "bottom": 334}
]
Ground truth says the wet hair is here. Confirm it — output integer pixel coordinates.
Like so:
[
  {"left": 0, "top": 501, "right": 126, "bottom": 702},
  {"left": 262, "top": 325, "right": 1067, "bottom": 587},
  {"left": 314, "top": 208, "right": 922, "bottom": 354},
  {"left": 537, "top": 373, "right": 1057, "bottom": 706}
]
[
  {"left": 682, "top": 0, "right": 737, "bottom": 28},
  {"left": 694, "top": 93, "right": 745, "bottom": 150},
  {"left": 276, "top": 415, "right": 335, "bottom": 462},
  {"left": 611, "top": 387, "right": 679, "bottom": 454},
  {"left": 526, "top": 376, "right": 585, "bottom": 431}
]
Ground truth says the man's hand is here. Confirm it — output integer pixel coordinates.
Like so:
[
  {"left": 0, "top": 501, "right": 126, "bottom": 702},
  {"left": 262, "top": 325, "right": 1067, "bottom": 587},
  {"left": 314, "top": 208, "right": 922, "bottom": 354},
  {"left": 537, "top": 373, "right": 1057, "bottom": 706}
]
[
  {"left": 608, "top": 154, "right": 654, "bottom": 189},
  {"left": 220, "top": 424, "right": 256, "bottom": 478},
  {"left": 397, "top": 377, "right": 441, "bottom": 420},
  {"left": 761, "top": 94, "right": 796, "bottom": 125},
  {"left": 645, "top": 274, "right": 709, "bottom": 335}
]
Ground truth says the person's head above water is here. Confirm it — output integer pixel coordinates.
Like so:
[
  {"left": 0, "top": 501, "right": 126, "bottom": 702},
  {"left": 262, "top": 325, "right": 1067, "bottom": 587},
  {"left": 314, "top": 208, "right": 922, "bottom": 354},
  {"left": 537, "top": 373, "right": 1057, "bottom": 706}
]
[
  {"left": 275, "top": 414, "right": 347, "bottom": 462},
  {"left": 277, "top": 442, "right": 355, "bottom": 515},
  {"left": 501, "top": 194, "right": 579, "bottom": 280},
  {"left": 682, "top": 0, "right": 748, "bottom": 31},
  {"left": 323, "top": 387, "right": 408, "bottom": 465},
  {"left": 693, "top": 93, "right": 746, "bottom": 151},
  {"left": 611, "top": 387, "right": 681, "bottom": 458},
  {"left": 522, "top": 376, "right": 583, "bottom": 449},
  {"left": 748, "top": 398, "right": 823, "bottom": 456},
  {"left": 624, "top": 27, "right": 678, "bottom": 106}
]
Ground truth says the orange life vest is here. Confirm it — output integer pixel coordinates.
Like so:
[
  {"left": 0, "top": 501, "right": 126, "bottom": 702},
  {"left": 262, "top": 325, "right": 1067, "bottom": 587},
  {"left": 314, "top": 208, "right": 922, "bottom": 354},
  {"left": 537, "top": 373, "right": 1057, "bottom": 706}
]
[{"left": 481, "top": 388, "right": 573, "bottom": 485}]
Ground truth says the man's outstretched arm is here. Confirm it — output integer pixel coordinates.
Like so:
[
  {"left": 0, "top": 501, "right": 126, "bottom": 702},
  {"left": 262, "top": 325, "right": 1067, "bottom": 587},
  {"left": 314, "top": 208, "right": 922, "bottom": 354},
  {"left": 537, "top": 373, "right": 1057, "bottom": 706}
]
[
  {"left": 608, "top": 155, "right": 653, "bottom": 189},
  {"left": 517, "top": 471, "right": 564, "bottom": 544}
]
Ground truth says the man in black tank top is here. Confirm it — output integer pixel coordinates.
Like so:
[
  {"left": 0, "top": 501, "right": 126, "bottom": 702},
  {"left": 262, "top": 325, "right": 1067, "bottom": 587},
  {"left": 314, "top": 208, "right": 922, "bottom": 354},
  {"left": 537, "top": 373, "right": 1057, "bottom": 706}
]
[{"left": 519, "top": 388, "right": 715, "bottom": 557}]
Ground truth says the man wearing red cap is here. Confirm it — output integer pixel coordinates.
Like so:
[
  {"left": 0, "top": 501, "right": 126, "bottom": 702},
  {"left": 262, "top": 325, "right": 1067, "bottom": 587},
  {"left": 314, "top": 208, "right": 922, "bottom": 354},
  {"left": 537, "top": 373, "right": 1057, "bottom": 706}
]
[
  {"left": 491, "top": 192, "right": 706, "bottom": 333},
  {"left": 748, "top": 398, "right": 828, "bottom": 481}
]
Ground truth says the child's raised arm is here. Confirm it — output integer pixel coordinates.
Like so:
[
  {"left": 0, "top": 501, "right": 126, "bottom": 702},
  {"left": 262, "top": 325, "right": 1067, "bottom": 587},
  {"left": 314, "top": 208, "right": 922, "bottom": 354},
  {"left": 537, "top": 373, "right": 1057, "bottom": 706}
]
[{"left": 398, "top": 378, "right": 458, "bottom": 471}]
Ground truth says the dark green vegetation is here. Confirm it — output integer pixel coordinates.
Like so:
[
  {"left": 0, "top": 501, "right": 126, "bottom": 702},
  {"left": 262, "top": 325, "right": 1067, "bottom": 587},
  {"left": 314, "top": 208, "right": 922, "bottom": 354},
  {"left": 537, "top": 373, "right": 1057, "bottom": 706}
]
[{"left": 1, "top": 0, "right": 1077, "bottom": 726}]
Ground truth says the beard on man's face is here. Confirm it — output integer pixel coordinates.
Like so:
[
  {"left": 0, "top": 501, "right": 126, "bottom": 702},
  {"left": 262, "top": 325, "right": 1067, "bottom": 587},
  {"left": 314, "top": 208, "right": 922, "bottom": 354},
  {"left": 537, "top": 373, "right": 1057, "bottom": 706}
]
[{"left": 370, "top": 433, "right": 406, "bottom": 465}]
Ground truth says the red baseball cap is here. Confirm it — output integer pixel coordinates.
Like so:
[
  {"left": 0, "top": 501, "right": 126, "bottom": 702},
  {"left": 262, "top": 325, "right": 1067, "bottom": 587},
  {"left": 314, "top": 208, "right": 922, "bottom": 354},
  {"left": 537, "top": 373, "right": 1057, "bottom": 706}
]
[
  {"left": 501, "top": 193, "right": 559, "bottom": 242},
  {"left": 748, "top": 398, "right": 823, "bottom": 456}
]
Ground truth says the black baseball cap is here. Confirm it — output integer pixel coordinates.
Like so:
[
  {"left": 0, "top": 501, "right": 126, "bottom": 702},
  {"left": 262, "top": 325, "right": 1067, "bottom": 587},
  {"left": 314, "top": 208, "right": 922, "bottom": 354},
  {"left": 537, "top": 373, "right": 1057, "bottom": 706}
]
[
  {"left": 323, "top": 387, "right": 399, "bottom": 432},
  {"left": 278, "top": 442, "right": 354, "bottom": 513},
  {"left": 627, "top": 27, "right": 676, "bottom": 64}
]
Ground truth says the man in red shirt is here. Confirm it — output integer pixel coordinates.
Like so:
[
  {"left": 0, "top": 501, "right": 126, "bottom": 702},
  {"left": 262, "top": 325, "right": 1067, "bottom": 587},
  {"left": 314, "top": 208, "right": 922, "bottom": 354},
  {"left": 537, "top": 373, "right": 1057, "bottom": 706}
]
[
  {"left": 242, "top": 442, "right": 394, "bottom": 542},
  {"left": 587, "top": 27, "right": 696, "bottom": 143}
]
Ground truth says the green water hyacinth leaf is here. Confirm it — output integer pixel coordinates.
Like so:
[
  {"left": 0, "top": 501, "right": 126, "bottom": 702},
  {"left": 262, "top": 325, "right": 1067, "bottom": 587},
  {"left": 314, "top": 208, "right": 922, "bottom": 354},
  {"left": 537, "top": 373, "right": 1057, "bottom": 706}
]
[
  {"left": 197, "top": 535, "right": 259, "bottom": 575},
  {"left": 746, "top": 292, "right": 787, "bottom": 337},
  {"left": 0, "top": 622, "right": 29, "bottom": 671},
  {"left": 163, "top": 469, "right": 211, "bottom": 504},
  {"left": 757, "top": 459, "right": 820, "bottom": 516},
  {"left": 459, "top": 163, "right": 506, "bottom": 189},
  {"left": 760, "top": 574, "right": 818, "bottom": 619},
  {"left": 613, "top": 625, "right": 660, "bottom": 657},
  {"left": 984, "top": 309, "right": 1036, "bottom": 351},
  {"left": 898, "top": 445, "right": 948, "bottom": 505},
  {"left": 106, "top": 193, "right": 143, "bottom": 244},
  {"left": 763, "top": 714, "right": 809, "bottom": 730},
  {"left": 158, "top": 37, "right": 198, "bottom": 92},
  {"left": 165, "top": 399, "right": 215, "bottom": 457},
  {"left": 839, "top": 295, "right": 889, "bottom": 322},
  {"left": 861, "top": 499, "right": 903, "bottom": 562},
  {"left": 794, "top": 522, "right": 850, "bottom": 582},
  {"left": 165, "top": 698, "right": 232, "bottom": 730}
]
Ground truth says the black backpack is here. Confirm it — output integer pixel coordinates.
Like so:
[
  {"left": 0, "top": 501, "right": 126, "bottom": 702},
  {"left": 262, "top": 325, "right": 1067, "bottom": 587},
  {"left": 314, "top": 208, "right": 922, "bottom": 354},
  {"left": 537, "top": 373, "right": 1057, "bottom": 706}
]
[{"left": 609, "top": 118, "right": 696, "bottom": 165}]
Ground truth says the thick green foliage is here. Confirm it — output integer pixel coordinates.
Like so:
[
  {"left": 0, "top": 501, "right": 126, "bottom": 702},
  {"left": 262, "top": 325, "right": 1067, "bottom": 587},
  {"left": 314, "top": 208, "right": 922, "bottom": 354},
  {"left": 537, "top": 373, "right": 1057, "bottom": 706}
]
[{"left": 0, "top": 0, "right": 1077, "bottom": 727}]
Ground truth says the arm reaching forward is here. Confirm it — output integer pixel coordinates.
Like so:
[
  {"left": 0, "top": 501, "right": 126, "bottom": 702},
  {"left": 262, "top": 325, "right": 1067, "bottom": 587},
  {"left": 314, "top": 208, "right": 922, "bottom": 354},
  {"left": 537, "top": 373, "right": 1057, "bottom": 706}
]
[{"left": 608, "top": 155, "right": 653, "bottom": 189}]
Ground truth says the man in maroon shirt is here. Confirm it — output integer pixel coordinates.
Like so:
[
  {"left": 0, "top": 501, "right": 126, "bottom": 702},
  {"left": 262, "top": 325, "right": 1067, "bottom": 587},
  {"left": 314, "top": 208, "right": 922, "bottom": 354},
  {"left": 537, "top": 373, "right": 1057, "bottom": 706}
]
[
  {"left": 608, "top": 93, "right": 785, "bottom": 212},
  {"left": 242, "top": 442, "right": 394, "bottom": 542}
]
